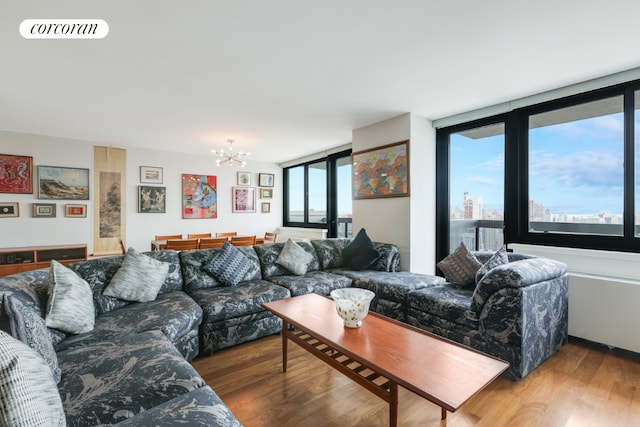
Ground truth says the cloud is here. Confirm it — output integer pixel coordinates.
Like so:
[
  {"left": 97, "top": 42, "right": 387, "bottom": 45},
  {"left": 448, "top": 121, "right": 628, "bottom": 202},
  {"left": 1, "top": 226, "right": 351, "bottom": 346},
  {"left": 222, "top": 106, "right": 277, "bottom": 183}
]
[
  {"left": 530, "top": 149, "right": 623, "bottom": 188},
  {"left": 476, "top": 154, "right": 504, "bottom": 171},
  {"left": 467, "top": 175, "right": 500, "bottom": 186}
]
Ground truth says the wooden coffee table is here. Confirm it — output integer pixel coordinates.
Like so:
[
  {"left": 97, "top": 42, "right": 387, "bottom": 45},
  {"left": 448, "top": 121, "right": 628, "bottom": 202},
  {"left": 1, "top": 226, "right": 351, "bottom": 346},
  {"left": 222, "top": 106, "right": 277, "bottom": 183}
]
[{"left": 262, "top": 293, "right": 508, "bottom": 426}]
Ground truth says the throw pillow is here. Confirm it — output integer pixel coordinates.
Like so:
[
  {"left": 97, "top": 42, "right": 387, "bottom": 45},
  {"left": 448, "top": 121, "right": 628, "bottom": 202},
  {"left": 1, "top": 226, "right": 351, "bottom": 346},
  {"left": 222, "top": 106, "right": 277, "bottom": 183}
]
[
  {"left": 0, "top": 330, "right": 66, "bottom": 427},
  {"left": 45, "top": 260, "right": 95, "bottom": 335},
  {"left": 202, "top": 242, "right": 252, "bottom": 286},
  {"left": 341, "top": 228, "right": 380, "bottom": 270},
  {"left": 475, "top": 245, "right": 509, "bottom": 285},
  {"left": 3, "top": 295, "right": 61, "bottom": 383},
  {"left": 103, "top": 248, "right": 170, "bottom": 302},
  {"left": 276, "top": 239, "right": 313, "bottom": 275},
  {"left": 436, "top": 242, "right": 482, "bottom": 287}
]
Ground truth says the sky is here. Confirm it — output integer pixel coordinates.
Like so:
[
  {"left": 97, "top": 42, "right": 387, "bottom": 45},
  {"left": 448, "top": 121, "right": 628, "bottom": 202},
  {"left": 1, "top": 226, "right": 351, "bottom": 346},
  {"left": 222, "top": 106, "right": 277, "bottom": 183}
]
[{"left": 450, "top": 110, "right": 636, "bottom": 217}]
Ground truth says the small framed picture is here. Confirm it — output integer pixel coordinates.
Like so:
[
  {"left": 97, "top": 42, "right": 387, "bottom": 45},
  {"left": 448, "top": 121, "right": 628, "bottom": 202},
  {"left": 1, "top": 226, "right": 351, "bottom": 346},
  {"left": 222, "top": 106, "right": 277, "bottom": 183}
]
[
  {"left": 65, "top": 204, "right": 87, "bottom": 218},
  {"left": 261, "top": 202, "right": 271, "bottom": 213},
  {"left": 138, "top": 186, "right": 166, "bottom": 213},
  {"left": 232, "top": 186, "right": 256, "bottom": 213},
  {"left": 140, "top": 166, "right": 163, "bottom": 184},
  {"left": 0, "top": 154, "right": 33, "bottom": 194},
  {"left": 32, "top": 203, "right": 56, "bottom": 218},
  {"left": 237, "top": 171, "right": 251, "bottom": 186},
  {"left": 259, "top": 173, "right": 274, "bottom": 187},
  {"left": 260, "top": 188, "right": 272, "bottom": 199},
  {"left": 0, "top": 202, "right": 19, "bottom": 217}
]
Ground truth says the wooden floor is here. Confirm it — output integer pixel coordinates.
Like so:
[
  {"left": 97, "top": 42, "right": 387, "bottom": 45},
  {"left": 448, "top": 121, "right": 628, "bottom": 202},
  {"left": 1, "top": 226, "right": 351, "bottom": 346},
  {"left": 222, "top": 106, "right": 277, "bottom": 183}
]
[{"left": 192, "top": 335, "right": 640, "bottom": 427}]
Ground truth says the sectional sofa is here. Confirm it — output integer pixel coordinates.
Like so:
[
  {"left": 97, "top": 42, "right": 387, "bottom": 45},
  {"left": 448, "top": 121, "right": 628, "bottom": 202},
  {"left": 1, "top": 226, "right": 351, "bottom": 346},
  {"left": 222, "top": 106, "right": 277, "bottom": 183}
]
[{"left": 0, "top": 235, "right": 568, "bottom": 425}]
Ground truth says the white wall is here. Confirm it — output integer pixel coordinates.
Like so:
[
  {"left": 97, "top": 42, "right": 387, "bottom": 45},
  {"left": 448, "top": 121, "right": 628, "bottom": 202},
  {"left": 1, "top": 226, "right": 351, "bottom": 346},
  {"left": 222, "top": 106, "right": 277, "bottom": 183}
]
[{"left": 0, "top": 130, "right": 282, "bottom": 254}]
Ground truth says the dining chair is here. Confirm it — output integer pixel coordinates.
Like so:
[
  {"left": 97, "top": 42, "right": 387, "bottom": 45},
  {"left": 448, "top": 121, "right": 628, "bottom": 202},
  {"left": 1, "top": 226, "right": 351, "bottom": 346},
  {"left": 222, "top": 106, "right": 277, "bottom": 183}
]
[
  {"left": 165, "top": 239, "right": 199, "bottom": 250},
  {"left": 118, "top": 238, "right": 127, "bottom": 255},
  {"left": 215, "top": 232, "right": 237, "bottom": 238},
  {"left": 230, "top": 235, "right": 256, "bottom": 246},
  {"left": 188, "top": 233, "right": 212, "bottom": 239},
  {"left": 198, "top": 236, "right": 229, "bottom": 249},
  {"left": 155, "top": 234, "right": 183, "bottom": 241},
  {"left": 264, "top": 232, "right": 277, "bottom": 243}
]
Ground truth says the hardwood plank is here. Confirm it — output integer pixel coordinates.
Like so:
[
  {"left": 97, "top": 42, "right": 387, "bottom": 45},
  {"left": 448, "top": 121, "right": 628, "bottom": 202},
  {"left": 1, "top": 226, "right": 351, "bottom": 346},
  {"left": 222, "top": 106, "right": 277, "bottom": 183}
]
[{"left": 192, "top": 336, "right": 640, "bottom": 427}]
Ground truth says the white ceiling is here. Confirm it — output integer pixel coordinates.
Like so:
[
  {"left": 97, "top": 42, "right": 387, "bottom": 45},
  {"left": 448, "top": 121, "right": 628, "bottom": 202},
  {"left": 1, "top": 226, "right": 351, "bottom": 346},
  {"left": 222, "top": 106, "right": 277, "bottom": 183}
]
[{"left": 2, "top": 1, "right": 640, "bottom": 164}]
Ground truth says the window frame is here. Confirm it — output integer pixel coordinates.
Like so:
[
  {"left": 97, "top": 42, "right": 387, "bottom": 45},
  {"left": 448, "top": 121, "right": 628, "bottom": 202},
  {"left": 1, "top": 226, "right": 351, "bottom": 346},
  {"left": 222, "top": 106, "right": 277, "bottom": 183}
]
[{"left": 437, "top": 79, "right": 640, "bottom": 260}]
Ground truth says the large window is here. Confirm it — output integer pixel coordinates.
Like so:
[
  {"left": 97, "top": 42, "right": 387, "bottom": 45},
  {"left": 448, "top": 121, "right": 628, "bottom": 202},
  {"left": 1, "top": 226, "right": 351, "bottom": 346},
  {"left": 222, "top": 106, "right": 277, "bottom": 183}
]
[
  {"left": 437, "top": 80, "right": 640, "bottom": 259},
  {"left": 284, "top": 150, "right": 352, "bottom": 238}
]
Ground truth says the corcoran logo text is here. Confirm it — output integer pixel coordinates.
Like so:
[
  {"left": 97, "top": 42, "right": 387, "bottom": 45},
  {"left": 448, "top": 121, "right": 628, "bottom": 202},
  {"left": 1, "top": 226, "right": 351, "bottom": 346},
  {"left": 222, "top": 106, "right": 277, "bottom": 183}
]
[{"left": 20, "top": 19, "right": 109, "bottom": 39}]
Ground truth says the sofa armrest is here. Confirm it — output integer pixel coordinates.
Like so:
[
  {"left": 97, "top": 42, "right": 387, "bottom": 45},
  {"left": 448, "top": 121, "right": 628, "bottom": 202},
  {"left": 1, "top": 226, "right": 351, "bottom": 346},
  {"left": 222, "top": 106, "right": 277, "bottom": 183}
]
[
  {"left": 370, "top": 243, "right": 400, "bottom": 272},
  {"left": 471, "top": 258, "right": 567, "bottom": 313}
]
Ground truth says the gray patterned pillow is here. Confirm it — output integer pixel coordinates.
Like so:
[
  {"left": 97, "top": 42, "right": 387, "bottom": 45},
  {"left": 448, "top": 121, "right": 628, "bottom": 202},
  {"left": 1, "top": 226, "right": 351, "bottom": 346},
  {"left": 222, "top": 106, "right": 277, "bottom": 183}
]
[
  {"left": 202, "top": 242, "right": 251, "bottom": 286},
  {"left": 2, "top": 295, "right": 61, "bottom": 383},
  {"left": 45, "top": 260, "right": 95, "bottom": 335},
  {"left": 0, "top": 330, "right": 66, "bottom": 427},
  {"left": 436, "top": 242, "right": 482, "bottom": 287},
  {"left": 475, "top": 245, "right": 509, "bottom": 285},
  {"left": 103, "top": 248, "right": 170, "bottom": 302},
  {"left": 276, "top": 239, "right": 313, "bottom": 275}
]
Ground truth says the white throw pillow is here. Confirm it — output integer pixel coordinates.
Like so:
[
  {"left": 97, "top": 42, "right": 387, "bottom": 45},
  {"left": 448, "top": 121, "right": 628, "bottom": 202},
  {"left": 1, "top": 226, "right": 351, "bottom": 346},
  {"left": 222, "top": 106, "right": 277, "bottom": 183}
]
[
  {"left": 45, "top": 260, "right": 95, "bottom": 334},
  {"left": 0, "top": 330, "right": 66, "bottom": 426},
  {"left": 103, "top": 248, "right": 170, "bottom": 302},
  {"left": 276, "top": 239, "right": 313, "bottom": 275}
]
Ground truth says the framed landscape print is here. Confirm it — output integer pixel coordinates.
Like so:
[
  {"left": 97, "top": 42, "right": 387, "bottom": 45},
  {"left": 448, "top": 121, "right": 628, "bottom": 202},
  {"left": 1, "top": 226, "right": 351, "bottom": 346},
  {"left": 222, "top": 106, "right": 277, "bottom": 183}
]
[
  {"left": 65, "top": 204, "right": 87, "bottom": 218},
  {"left": 260, "top": 188, "right": 272, "bottom": 199},
  {"left": 232, "top": 186, "right": 256, "bottom": 213},
  {"left": 352, "top": 140, "right": 410, "bottom": 199},
  {"left": 0, "top": 154, "right": 32, "bottom": 194},
  {"left": 38, "top": 166, "right": 90, "bottom": 200},
  {"left": 140, "top": 166, "right": 163, "bottom": 184},
  {"left": 259, "top": 173, "right": 274, "bottom": 187},
  {"left": 138, "top": 186, "right": 166, "bottom": 213},
  {"left": 32, "top": 203, "right": 56, "bottom": 218},
  {"left": 182, "top": 174, "right": 217, "bottom": 219},
  {"left": 0, "top": 202, "right": 19, "bottom": 217}
]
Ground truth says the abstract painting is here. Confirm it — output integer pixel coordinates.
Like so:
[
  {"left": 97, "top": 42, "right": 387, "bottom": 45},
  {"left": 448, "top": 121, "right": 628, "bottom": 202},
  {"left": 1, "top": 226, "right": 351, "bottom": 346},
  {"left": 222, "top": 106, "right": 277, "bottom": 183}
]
[
  {"left": 352, "top": 140, "right": 410, "bottom": 199},
  {"left": 182, "top": 174, "right": 217, "bottom": 219},
  {"left": 232, "top": 186, "right": 256, "bottom": 213},
  {"left": 0, "top": 154, "right": 32, "bottom": 194}
]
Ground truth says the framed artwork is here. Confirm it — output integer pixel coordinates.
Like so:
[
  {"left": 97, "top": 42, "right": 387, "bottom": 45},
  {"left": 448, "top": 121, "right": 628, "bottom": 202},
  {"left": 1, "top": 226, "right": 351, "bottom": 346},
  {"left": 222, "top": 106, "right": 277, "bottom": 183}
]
[
  {"left": 232, "top": 186, "right": 256, "bottom": 213},
  {"left": 237, "top": 171, "right": 251, "bottom": 186},
  {"left": 65, "top": 204, "right": 87, "bottom": 218},
  {"left": 0, "top": 202, "right": 19, "bottom": 217},
  {"left": 140, "top": 166, "right": 163, "bottom": 184},
  {"left": 138, "top": 186, "right": 166, "bottom": 213},
  {"left": 259, "top": 173, "right": 274, "bottom": 187},
  {"left": 182, "top": 174, "right": 217, "bottom": 219},
  {"left": 352, "top": 140, "right": 410, "bottom": 199},
  {"left": 260, "top": 188, "right": 272, "bottom": 199},
  {"left": 32, "top": 203, "right": 56, "bottom": 218},
  {"left": 261, "top": 202, "right": 271, "bottom": 213},
  {"left": 38, "top": 166, "right": 90, "bottom": 200},
  {"left": 0, "top": 154, "right": 32, "bottom": 194}
]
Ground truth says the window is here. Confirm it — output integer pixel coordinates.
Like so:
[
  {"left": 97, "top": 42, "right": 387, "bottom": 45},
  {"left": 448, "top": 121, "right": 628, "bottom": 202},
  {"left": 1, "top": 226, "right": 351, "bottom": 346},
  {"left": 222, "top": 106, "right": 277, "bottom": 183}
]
[
  {"left": 437, "top": 79, "right": 640, "bottom": 259},
  {"left": 283, "top": 150, "right": 352, "bottom": 237}
]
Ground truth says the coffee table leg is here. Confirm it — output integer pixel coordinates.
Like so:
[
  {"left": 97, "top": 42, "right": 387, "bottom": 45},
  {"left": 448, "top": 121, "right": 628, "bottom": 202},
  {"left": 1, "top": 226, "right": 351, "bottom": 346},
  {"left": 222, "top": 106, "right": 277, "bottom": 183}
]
[
  {"left": 441, "top": 407, "right": 447, "bottom": 420},
  {"left": 389, "top": 382, "right": 398, "bottom": 427},
  {"left": 281, "top": 321, "right": 288, "bottom": 373}
]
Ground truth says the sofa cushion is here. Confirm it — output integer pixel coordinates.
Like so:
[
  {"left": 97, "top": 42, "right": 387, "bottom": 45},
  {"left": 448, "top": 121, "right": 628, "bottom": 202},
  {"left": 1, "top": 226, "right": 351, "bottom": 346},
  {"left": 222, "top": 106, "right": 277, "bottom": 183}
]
[
  {"left": 0, "top": 330, "right": 65, "bottom": 427},
  {"left": 311, "top": 238, "right": 350, "bottom": 270},
  {"left": 55, "top": 291, "right": 202, "bottom": 354},
  {"left": 2, "top": 294, "right": 61, "bottom": 383},
  {"left": 255, "top": 241, "right": 320, "bottom": 279},
  {"left": 339, "top": 270, "right": 446, "bottom": 303},
  {"left": 436, "top": 242, "right": 482, "bottom": 287},
  {"left": 269, "top": 271, "right": 352, "bottom": 297},
  {"left": 202, "top": 242, "right": 252, "bottom": 286},
  {"left": 341, "top": 228, "right": 380, "bottom": 270},
  {"left": 57, "top": 330, "right": 206, "bottom": 426},
  {"left": 183, "top": 247, "right": 262, "bottom": 291},
  {"left": 104, "top": 248, "right": 170, "bottom": 302},
  {"left": 45, "top": 260, "right": 95, "bottom": 334},
  {"left": 475, "top": 245, "right": 509, "bottom": 285},
  {"left": 407, "top": 284, "right": 478, "bottom": 329},
  {"left": 276, "top": 239, "right": 313, "bottom": 275}
]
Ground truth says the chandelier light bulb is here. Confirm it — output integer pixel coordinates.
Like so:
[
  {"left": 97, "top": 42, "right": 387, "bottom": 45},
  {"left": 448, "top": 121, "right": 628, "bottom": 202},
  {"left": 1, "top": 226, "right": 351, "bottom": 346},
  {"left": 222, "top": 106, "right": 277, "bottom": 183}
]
[{"left": 212, "top": 139, "right": 250, "bottom": 167}]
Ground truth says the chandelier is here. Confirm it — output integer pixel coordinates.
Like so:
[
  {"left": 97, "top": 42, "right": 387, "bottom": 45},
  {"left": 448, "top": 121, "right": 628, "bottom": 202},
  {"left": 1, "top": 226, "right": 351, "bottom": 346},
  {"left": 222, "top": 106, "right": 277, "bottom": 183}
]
[{"left": 211, "top": 139, "right": 250, "bottom": 167}]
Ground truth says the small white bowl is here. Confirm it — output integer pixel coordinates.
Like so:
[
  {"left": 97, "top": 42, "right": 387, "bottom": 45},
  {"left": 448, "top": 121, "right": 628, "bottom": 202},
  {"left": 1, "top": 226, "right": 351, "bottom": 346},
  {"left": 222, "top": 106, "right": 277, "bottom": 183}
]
[{"left": 330, "top": 288, "right": 375, "bottom": 328}]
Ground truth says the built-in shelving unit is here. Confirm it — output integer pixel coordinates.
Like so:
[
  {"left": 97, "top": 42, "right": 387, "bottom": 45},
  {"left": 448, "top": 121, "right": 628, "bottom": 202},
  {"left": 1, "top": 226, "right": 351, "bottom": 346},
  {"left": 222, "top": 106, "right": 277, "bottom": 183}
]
[{"left": 0, "top": 244, "right": 87, "bottom": 277}]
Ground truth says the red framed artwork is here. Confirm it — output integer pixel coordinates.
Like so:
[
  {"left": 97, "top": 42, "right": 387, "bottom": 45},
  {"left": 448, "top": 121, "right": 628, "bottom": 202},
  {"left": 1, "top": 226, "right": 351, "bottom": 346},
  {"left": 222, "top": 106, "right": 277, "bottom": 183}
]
[
  {"left": 0, "top": 154, "right": 33, "bottom": 194},
  {"left": 182, "top": 174, "right": 217, "bottom": 219}
]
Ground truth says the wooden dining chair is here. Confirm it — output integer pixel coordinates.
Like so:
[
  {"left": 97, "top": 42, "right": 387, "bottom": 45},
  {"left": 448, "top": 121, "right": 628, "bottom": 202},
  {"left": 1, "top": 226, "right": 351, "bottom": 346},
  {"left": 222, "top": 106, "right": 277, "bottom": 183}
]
[
  {"left": 155, "top": 234, "right": 183, "bottom": 241},
  {"left": 118, "top": 238, "right": 127, "bottom": 255},
  {"left": 198, "top": 236, "right": 229, "bottom": 249},
  {"left": 188, "top": 233, "right": 212, "bottom": 239},
  {"left": 215, "top": 232, "right": 237, "bottom": 238},
  {"left": 264, "top": 232, "right": 277, "bottom": 243},
  {"left": 165, "top": 239, "right": 199, "bottom": 251},
  {"left": 230, "top": 235, "right": 256, "bottom": 246}
]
